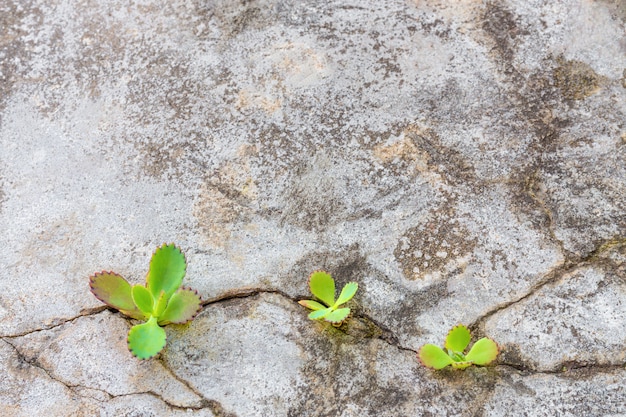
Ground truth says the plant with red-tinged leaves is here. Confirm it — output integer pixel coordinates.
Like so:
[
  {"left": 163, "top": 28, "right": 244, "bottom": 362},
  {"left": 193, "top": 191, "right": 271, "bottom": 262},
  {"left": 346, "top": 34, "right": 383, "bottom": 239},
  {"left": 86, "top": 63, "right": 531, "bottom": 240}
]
[{"left": 90, "top": 244, "right": 202, "bottom": 359}]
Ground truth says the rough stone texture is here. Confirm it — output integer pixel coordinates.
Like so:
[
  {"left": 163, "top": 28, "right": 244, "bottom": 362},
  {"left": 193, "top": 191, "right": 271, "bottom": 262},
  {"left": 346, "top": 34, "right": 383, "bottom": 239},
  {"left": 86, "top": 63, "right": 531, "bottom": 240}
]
[
  {"left": 1, "top": 0, "right": 625, "bottom": 415},
  {"left": 164, "top": 292, "right": 501, "bottom": 416},
  {"left": 484, "top": 369, "right": 626, "bottom": 417},
  {"left": 485, "top": 264, "right": 626, "bottom": 372},
  {"left": 0, "top": 336, "right": 215, "bottom": 417}
]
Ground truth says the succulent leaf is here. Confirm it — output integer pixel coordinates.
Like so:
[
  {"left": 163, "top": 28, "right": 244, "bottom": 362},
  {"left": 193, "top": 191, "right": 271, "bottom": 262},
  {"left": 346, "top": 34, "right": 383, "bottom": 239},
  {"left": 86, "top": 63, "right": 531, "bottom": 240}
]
[
  {"left": 445, "top": 324, "right": 471, "bottom": 353},
  {"left": 158, "top": 288, "right": 202, "bottom": 325},
  {"left": 127, "top": 317, "right": 167, "bottom": 360},
  {"left": 309, "top": 271, "right": 336, "bottom": 307},
  {"left": 147, "top": 243, "right": 186, "bottom": 300},
  {"left": 449, "top": 351, "right": 466, "bottom": 362},
  {"left": 298, "top": 300, "right": 327, "bottom": 311},
  {"left": 154, "top": 290, "right": 169, "bottom": 317},
  {"left": 324, "top": 307, "right": 350, "bottom": 323},
  {"left": 418, "top": 344, "right": 454, "bottom": 370},
  {"left": 131, "top": 284, "right": 154, "bottom": 316},
  {"left": 90, "top": 244, "right": 202, "bottom": 360},
  {"left": 334, "top": 282, "right": 358, "bottom": 307},
  {"left": 451, "top": 361, "right": 473, "bottom": 370},
  {"left": 120, "top": 309, "right": 148, "bottom": 321},
  {"left": 308, "top": 307, "right": 333, "bottom": 320},
  {"left": 89, "top": 272, "right": 146, "bottom": 320},
  {"left": 465, "top": 337, "right": 499, "bottom": 365}
]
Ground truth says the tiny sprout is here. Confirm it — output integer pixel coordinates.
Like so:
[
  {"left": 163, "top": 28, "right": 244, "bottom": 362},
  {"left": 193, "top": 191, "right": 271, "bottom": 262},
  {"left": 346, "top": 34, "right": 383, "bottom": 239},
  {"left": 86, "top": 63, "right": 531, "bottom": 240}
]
[
  {"left": 298, "top": 271, "right": 358, "bottom": 325},
  {"left": 89, "top": 243, "right": 202, "bottom": 359},
  {"left": 418, "top": 324, "right": 498, "bottom": 370}
]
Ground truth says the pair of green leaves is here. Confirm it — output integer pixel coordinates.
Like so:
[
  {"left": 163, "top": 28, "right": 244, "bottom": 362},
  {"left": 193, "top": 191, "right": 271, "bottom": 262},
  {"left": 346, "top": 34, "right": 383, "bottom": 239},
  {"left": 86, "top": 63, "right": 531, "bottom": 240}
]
[
  {"left": 298, "top": 271, "right": 358, "bottom": 324},
  {"left": 90, "top": 244, "right": 202, "bottom": 359},
  {"left": 418, "top": 325, "right": 498, "bottom": 370}
]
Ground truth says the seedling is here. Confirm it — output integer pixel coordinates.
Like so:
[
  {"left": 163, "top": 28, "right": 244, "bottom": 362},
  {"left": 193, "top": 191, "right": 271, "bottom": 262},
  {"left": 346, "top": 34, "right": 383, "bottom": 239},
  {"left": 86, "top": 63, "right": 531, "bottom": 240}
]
[
  {"left": 89, "top": 243, "right": 202, "bottom": 359},
  {"left": 418, "top": 324, "right": 498, "bottom": 370},
  {"left": 298, "top": 271, "right": 358, "bottom": 325}
]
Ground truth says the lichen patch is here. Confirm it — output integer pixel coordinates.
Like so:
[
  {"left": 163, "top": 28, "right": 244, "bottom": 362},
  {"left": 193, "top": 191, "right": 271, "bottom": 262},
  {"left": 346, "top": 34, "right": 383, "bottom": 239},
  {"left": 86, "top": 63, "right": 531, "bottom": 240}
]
[
  {"left": 394, "top": 206, "right": 476, "bottom": 281},
  {"left": 553, "top": 58, "right": 604, "bottom": 100}
]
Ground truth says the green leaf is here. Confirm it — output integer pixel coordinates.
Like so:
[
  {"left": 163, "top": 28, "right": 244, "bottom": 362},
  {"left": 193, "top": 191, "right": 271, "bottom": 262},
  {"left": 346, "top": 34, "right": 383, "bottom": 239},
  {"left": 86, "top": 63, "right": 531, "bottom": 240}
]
[
  {"left": 131, "top": 284, "right": 154, "bottom": 316},
  {"left": 419, "top": 344, "right": 454, "bottom": 370},
  {"left": 298, "top": 300, "right": 327, "bottom": 311},
  {"left": 309, "top": 271, "right": 336, "bottom": 307},
  {"left": 153, "top": 290, "right": 168, "bottom": 317},
  {"left": 451, "top": 361, "right": 473, "bottom": 370},
  {"left": 89, "top": 272, "right": 146, "bottom": 320},
  {"left": 147, "top": 243, "right": 186, "bottom": 300},
  {"left": 127, "top": 317, "right": 167, "bottom": 360},
  {"left": 445, "top": 325, "right": 471, "bottom": 353},
  {"left": 158, "top": 288, "right": 202, "bottom": 325},
  {"left": 334, "top": 282, "right": 358, "bottom": 307},
  {"left": 465, "top": 337, "right": 499, "bottom": 365},
  {"left": 308, "top": 307, "right": 332, "bottom": 320},
  {"left": 449, "top": 351, "right": 467, "bottom": 362},
  {"left": 324, "top": 307, "right": 350, "bottom": 323}
]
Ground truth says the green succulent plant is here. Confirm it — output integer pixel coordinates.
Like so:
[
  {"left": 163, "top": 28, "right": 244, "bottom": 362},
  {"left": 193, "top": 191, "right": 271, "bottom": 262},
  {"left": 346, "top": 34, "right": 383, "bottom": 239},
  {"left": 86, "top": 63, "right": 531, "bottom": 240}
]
[
  {"left": 418, "top": 324, "right": 498, "bottom": 370},
  {"left": 89, "top": 243, "right": 202, "bottom": 359},
  {"left": 298, "top": 271, "right": 358, "bottom": 325}
]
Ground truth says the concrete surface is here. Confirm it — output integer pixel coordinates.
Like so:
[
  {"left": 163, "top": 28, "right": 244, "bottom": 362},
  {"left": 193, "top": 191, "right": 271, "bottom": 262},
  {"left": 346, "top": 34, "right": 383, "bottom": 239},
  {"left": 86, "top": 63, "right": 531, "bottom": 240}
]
[{"left": 1, "top": 0, "right": 625, "bottom": 415}]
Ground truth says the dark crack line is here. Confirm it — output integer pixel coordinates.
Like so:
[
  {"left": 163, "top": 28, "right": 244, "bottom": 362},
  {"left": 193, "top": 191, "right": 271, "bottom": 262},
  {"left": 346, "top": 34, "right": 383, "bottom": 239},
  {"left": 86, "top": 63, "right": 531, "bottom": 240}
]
[
  {"left": 361, "top": 322, "right": 626, "bottom": 377},
  {"left": 469, "top": 238, "right": 625, "bottom": 334},
  {"left": 0, "top": 305, "right": 108, "bottom": 339},
  {"left": 202, "top": 287, "right": 419, "bottom": 353},
  {"left": 5, "top": 265, "right": 625, "bottom": 385},
  {"left": 116, "top": 390, "right": 215, "bottom": 412},
  {"left": 496, "top": 362, "right": 626, "bottom": 377},
  {"left": 468, "top": 263, "right": 568, "bottom": 332},
  {"left": 1, "top": 337, "right": 112, "bottom": 401},
  {"left": 213, "top": 289, "right": 626, "bottom": 378},
  {"left": 354, "top": 310, "right": 418, "bottom": 355},
  {"left": 1, "top": 337, "right": 217, "bottom": 412},
  {"left": 201, "top": 287, "right": 303, "bottom": 307},
  {"left": 157, "top": 357, "right": 238, "bottom": 417}
]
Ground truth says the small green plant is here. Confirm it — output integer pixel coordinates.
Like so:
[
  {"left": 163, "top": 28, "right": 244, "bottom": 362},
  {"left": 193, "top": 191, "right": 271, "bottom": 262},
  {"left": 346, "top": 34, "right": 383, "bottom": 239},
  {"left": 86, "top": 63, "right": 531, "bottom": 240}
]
[
  {"left": 298, "top": 271, "right": 358, "bottom": 325},
  {"left": 89, "top": 243, "right": 202, "bottom": 359},
  {"left": 418, "top": 324, "right": 498, "bottom": 370}
]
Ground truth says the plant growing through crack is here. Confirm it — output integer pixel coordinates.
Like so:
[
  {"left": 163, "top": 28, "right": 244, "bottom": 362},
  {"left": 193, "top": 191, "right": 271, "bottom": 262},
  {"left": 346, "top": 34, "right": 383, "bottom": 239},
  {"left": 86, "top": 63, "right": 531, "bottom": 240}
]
[
  {"left": 89, "top": 243, "right": 202, "bottom": 359},
  {"left": 298, "top": 270, "right": 358, "bottom": 325},
  {"left": 418, "top": 324, "right": 498, "bottom": 370}
]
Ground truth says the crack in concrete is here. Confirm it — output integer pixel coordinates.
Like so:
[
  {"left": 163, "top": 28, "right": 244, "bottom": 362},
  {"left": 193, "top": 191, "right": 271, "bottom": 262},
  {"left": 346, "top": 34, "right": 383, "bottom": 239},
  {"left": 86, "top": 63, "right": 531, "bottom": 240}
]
[
  {"left": 1, "top": 337, "right": 110, "bottom": 401},
  {"left": 363, "top": 305, "right": 626, "bottom": 377},
  {"left": 201, "top": 287, "right": 301, "bottom": 307},
  {"left": 1, "top": 337, "right": 220, "bottom": 413},
  {"left": 201, "top": 288, "right": 626, "bottom": 377},
  {"left": 157, "top": 357, "right": 238, "bottom": 417},
  {"left": 3, "top": 251, "right": 624, "bottom": 400},
  {"left": 469, "top": 236, "right": 625, "bottom": 334},
  {"left": 468, "top": 263, "right": 569, "bottom": 333},
  {"left": 496, "top": 362, "right": 626, "bottom": 377},
  {"left": 0, "top": 288, "right": 301, "bottom": 339},
  {"left": 0, "top": 305, "right": 108, "bottom": 339}
]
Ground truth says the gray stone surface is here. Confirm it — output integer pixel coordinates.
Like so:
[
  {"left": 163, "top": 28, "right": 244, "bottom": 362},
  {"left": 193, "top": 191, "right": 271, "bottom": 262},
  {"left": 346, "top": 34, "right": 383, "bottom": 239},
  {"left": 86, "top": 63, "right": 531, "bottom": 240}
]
[
  {"left": 485, "top": 263, "right": 626, "bottom": 372},
  {"left": 1, "top": 0, "right": 625, "bottom": 415},
  {"left": 483, "top": 369, "right": 626, "bottom": 417}
]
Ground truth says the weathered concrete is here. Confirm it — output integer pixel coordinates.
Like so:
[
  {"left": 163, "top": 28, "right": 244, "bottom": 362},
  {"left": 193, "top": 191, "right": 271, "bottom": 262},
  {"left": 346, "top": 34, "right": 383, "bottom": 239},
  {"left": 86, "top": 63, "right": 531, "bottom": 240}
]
[
  {"left": 486, "top": 263, "right": 626, "bottom": 372},
  {"left": 1, "top": 0, "right": 625, "bottom": 415}
]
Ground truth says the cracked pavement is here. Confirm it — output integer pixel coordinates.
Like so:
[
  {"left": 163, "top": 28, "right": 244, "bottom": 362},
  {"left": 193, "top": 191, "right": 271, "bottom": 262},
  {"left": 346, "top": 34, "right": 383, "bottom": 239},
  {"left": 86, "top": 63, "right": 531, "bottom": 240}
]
[{"left": 1, "top": 0, "right": 625, "bottom": 415}]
